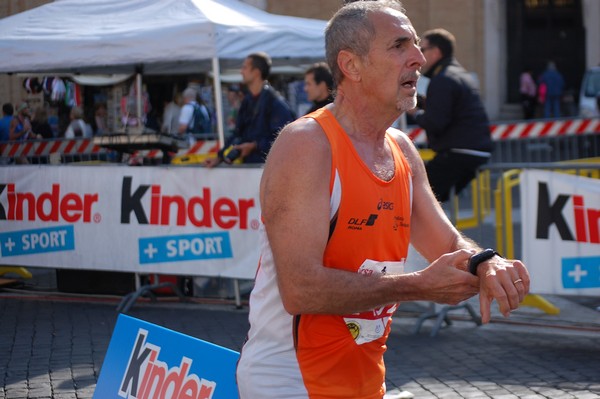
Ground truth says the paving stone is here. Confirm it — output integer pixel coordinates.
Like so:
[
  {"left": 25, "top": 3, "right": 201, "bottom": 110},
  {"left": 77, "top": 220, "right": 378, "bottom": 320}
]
[{"left": 2, "top": 291, "right": 600, "bottom": 398}]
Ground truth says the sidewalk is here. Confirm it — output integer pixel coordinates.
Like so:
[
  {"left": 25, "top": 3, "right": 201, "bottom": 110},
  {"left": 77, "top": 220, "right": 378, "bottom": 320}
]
[{"left": 1, "top": 267, "right": 599, "bottom": 399}]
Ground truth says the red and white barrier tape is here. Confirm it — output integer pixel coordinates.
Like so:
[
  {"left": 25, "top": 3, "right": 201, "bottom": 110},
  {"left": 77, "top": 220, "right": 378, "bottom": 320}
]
[
  {"left": 2, "top": 118, "right": 599, "bottom": 159},
  {"left": 0, "top": 138, "right": 103, "bottom": 158},
  {"left": 407, "top": 118, "right": 600, "bottom": 145}
]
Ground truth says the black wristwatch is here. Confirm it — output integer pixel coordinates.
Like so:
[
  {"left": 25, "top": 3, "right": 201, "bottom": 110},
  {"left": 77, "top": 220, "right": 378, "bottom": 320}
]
[{"left": 468, "top": 248, "right": 502, "bottom": 275}]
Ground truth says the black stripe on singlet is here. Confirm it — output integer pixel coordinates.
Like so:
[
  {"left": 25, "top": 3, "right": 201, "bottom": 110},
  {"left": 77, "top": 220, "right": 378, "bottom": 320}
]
[{"left": 328, "top": 211, "right": 338, "bottom": 242}]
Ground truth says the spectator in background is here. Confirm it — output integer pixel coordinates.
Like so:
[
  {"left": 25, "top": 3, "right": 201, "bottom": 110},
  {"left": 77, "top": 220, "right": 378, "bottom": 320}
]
[
  {"left": 161, "top": 93, "right": 182, "bottom": 135},
  {"left": 9, "top": 103, "right": 38, "bottom": 164},
  {"left": 304, "top": 61, "right": 334, "bottom": 114},
  {"left": 48, "top": 107, "right": 59, "bottom": 138},
  {"left": 203, "top": 52, "right": 295, "bottom": 167},
  {"left": 93, "top": 103, "right": 108, "bottom": 135},
  {"left": 120, "top": 82, "right": 150, "bottom": 129},
  {"left": 64, "top": 106, "right": 92, "bottom": 138},
  {"left": 408, "top": 28, "right": 492, "bottom": 203},
  {"left": 31, "top": 106, "right": 54, "bottom": 139},
  {"left": 178, "top": 87, "right": 211, "bottom": 144},
  {"left": 519, "top": 67, "right": 537, "bottom": 119},
  {"left": 0, "top": 103, "right": 13, "bottom": 142},
  {"left": 226, "top": 84, "right": 245, "bottom": 135},
  {"left": 10, "top": 102, "right": 35, "bottom": 141},
  {"left": 538, "top": 61, "right": 565, "bottom": 118}
]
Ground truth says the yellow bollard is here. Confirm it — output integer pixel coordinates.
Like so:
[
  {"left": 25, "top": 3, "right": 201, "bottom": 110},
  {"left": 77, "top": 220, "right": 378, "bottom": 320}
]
[
  {"left": 520, "top": 294, "right": 561, "bottom": 315},
  {"left": 0, "top": 266, "right": 32, "bottom": 279}
]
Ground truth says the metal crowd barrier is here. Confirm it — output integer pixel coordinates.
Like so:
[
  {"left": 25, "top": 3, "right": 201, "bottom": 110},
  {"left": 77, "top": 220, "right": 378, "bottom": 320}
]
[
  {"left": 483, "top": 159, "right": 600, "bottom": 315},
  {"left": 416, "top": 158, "right": 600, "bottom": 331},
  {"left": 491, "top": 133, "right": 600, "bottom": 163}
]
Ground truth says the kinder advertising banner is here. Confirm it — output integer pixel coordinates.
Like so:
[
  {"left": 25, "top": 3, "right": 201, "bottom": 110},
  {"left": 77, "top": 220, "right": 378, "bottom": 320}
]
[
  {"left": 94, "top": 314, "right": 239, "bottom": 399},
  {"left": 521, "top": 169, "right": 600, "bottom": 295},
  {"left": 0, "top": 165, "right": 262, "bottom": 279}
]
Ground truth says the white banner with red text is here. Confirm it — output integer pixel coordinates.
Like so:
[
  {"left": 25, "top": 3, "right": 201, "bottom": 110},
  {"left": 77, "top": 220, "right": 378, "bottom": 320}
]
[
  {"left": 0, "top": 165, "right": 263, "bottom": 280},
  {"left": 521, "top": 169, "right": 600, "bottom": 295}
]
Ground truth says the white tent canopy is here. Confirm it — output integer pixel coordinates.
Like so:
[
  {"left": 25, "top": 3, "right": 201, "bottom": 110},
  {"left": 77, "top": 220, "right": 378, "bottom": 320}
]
[
  {"left": 0, "top": 0, "right": 327, "bottom": 74},
  {"left": 0, "top": 0, "right": 327, "bottom": 143}
]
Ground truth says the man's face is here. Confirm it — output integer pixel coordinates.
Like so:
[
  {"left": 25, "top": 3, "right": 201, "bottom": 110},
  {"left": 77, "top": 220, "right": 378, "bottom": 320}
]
[
  {"left": 304, "top": 72, "right": 327, "bottom": 102},
  {"left": 240, "top": 58, "right": 258, "bottom": 85},
  {"left": 419, "top": 38, "right": 441, "bottom": 74},
  {"left": 359, "top": 9, "right": 425, "bottom": 113}
]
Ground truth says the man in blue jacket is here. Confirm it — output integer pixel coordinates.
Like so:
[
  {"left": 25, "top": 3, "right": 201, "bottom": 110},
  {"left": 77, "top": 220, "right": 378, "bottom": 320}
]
[
  {"left": 408, "top": 28, "right": 492, "bottom": 202},
  {"left": 539, "top": 61, "right": 565, "bottom": 118},
  {"left": 204, "top": 52, "right": 295, "bottom": 166}
]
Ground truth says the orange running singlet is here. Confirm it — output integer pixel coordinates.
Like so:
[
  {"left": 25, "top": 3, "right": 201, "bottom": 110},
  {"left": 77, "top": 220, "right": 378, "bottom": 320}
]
[{"left": 237, "top": 108, "right": 413, "bottom": 399}]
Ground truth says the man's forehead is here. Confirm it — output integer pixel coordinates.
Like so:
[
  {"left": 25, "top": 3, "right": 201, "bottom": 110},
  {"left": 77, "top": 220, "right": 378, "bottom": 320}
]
[{"left": 371, "top": 8, "right": 419, "bottom": 42}]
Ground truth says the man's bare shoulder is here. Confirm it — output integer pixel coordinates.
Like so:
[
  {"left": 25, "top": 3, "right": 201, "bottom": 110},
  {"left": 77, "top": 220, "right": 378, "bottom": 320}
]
[
  {"left": 386, "top": 126, "right": 428, "bottom": 180},
  {"left": 386, "top": 126, "right": 412, "bottom": 147},
  {"left": 260, "top": 116, "right": 332, "bottom": 219},
  {"left": 387, "top": 127, "right": 419, "bottom": 158},
  {"left": 266, "top": 117, "right": 331, "bottom": 166}
]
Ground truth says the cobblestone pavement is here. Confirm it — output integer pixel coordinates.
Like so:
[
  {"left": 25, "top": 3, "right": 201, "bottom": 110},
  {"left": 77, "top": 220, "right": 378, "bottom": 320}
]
[{"left": 1, "top": 283, "right": 599, "bottom": 399}]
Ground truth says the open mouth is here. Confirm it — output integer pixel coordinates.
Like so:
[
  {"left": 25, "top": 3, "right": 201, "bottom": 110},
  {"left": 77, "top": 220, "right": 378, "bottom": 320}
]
[{"left": 400, "top": 72, "right": 420, "bottom": 89}]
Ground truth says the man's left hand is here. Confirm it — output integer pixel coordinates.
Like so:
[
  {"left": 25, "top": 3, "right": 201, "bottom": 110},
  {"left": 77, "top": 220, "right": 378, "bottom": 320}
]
[{"left": 477, "top": 257, "right": 530, "bottom": 324}]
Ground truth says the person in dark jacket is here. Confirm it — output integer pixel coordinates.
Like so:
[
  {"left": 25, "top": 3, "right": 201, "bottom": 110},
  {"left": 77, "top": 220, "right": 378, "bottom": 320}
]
[
  {"left": 408, "top": 28, "right": 492, "bottom": 202},
  {"left": 538, "top": 61, "right": 565, "bottom": 118},
  {"left": 204, "top": 52, "right": 295, "bottom": 167},
  {"left": 304, "top": 62, "right": 334, "bottom": 114}
]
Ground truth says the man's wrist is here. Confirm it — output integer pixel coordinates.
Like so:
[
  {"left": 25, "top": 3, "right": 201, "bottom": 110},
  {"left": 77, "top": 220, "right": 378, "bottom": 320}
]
[{"left": 468, "top": 248, "right": 502, "bottom": 276}]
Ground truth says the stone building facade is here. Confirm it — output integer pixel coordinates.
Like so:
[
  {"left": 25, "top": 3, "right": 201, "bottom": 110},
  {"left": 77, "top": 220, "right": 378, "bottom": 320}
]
[{"left": 266, "top": 0, "right": 600, "bottom": 119}]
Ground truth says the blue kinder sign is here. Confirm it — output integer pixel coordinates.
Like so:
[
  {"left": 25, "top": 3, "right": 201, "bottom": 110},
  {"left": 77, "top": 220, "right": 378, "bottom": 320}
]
[
  {"left": 562, "top": 256, "right": 600, "bottom": 289},
  {"left": 94, "top": 314, "right": 240, "bottom": 399}
]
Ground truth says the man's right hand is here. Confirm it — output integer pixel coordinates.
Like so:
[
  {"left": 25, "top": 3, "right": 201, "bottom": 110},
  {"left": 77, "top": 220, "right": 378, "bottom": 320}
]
[
  {"left": 417, "top": 249, "right": 480, "bottom": 305},
  {"left": 203, "top": 156, "right": 221, "bottom": 168}
]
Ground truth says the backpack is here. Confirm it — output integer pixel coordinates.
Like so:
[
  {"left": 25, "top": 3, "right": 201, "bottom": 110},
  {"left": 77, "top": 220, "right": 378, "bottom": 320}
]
[{"left": 188, "top": 103, "right": 211, "bottom": 134}]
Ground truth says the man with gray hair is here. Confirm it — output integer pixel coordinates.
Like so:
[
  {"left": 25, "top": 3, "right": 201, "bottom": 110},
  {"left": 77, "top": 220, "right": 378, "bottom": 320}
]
[
  {"left": 178, "top": 86, "right": 211, "bottom": 141},
  {"left": 236, "top": 2, "right": 529, "bottom": 398}
]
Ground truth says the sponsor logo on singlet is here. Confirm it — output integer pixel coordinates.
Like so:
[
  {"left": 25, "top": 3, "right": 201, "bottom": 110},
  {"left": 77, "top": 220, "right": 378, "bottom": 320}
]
[{"left": 347, "top": 214, "right": 378, "bottom": 230}]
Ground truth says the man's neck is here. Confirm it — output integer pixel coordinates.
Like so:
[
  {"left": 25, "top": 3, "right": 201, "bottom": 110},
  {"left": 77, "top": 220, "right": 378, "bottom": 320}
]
[
  {"left": 332, "top": 88, "right": 397, "bottom": 142},
  {"left": 330, "top": 92, "right": 398, "bottom": 182},
  {"left": 248, "top": 79, "right": 264, "bottom": 96}
]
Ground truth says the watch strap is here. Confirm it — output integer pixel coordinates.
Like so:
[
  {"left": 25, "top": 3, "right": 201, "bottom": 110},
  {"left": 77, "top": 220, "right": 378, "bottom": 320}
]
[{"left": 468, "top": 248, "right": 502, "bottom": 275}]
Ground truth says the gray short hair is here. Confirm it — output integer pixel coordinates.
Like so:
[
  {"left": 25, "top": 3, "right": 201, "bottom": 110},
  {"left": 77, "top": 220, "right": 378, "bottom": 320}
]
[
  {"left": 183, "top": 87, "right": 197, "bottom": 101},
  {"left": 325, "top": 0, "right": 406, "bottom": 86}
]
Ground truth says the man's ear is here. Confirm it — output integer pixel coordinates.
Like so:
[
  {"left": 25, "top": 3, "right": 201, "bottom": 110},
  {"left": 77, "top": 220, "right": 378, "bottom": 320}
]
[{"left": 337, "top": 50, "right": 362, "bottom": 83}]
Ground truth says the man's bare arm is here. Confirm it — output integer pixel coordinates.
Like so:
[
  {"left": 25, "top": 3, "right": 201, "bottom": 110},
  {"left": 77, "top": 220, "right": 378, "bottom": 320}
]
[
  {"left": 261, "top": 120, "right": 480, "bottom": 316},
  {"left": 392, "top": 129, "right": 530, "bottom": 322}
]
